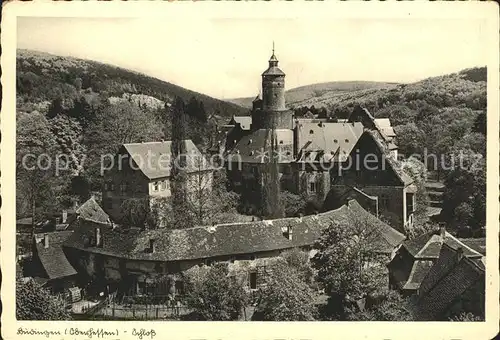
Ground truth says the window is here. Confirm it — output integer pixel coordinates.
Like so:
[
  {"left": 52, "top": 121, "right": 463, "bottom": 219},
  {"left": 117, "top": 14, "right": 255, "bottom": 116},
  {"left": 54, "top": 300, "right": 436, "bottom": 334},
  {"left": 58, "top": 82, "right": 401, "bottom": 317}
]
[
  {"left": 110, "top": 183, "right": 115, "bottom": 191},
  {"left": 153, "top": 182, "right": 159, "bottom": 191},
  {"left": 380, "top": 195, "right": 389, "bottom": 210},
  {"left": 334, "top": 139, "right": 338, "bottom": 143},
  {"left": 406, "top": 193, "right": 415, "bottom": 214},
  {"left": 309, "top": 130, "right": 314, "bottom": 134},
  {"left": 279, "top": 140, "right": 283, "bottom": 144},
  {"left": 345, "top": 139, "right": 349, "bottom": 143},
  {"left": 120, "top": 183, "right": 127, "bottom": 193},
  {"left": 309, "top": 182, "right": 316, "bottom": 193},
  {"left": 161, "top": 180, "right": 167, "bottom": 190},
  {"left": 252, "top": 166, "right": 259, "bottom": 177},
  {"left": 249, "top": 271, "right": 257, "bottom": 290}
]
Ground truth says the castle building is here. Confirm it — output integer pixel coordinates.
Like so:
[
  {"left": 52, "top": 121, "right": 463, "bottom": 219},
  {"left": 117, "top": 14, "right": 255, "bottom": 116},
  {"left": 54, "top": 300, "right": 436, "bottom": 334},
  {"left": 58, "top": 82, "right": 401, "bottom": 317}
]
[{"left": 224, "top": 48, "right": 417, "bottom": 233}]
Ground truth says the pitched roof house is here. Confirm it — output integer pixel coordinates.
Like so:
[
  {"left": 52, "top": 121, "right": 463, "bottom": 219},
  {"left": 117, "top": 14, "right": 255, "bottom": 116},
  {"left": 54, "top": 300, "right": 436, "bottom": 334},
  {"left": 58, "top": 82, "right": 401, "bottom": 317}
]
[
  {"left": 64, "top": 199, "right": 405, "bottom": 262},
  {"left": 411, "top": 243, "right": 485, "bottom": 320},
  {"left": 30, "top": 231, "right": 77, "bottom": 292},
  {"left": 388, "top": 226, "right": 483, "bottom": 295}
]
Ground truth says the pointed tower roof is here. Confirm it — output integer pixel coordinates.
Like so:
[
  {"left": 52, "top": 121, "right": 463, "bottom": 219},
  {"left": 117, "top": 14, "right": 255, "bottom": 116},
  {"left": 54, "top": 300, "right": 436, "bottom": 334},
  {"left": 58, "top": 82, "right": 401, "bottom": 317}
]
[{"left": 262, "top": 43, "right": 285, "bottom": 77}]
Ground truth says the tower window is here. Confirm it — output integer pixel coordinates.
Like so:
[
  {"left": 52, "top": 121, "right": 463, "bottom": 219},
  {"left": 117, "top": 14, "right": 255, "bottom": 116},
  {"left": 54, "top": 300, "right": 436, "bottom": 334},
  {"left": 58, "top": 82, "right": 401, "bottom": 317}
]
[
  {"left": 334, "top": 139, "right": 338, "bottom": 143},
  {"left": 345, "top": 139, "right": 349, "bottom": 143},
  {"left": 309, "top": 182, "right": 316, "bottom": 193},
  {"left": 309, "top": 130, "right": 314, "bottom": 134},
  {"left": 279, "top": 140, "right": 283, "bottom": 144}
]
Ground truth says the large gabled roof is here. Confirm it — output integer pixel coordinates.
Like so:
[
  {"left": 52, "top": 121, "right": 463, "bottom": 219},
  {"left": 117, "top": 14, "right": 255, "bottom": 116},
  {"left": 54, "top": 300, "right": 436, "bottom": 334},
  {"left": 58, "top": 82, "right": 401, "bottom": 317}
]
[
  {"left": 362, "top": 130, "right": 414, "bottom": 186},
  {"left": 64, "top": 199, "right": 405, "bottom": 262},
  {"left": 34, "top": 231, "right": 77, "bottom": 280},
  {"left": 295, "top": 121, "right": 364, "bottom": 163},
  {"left": 119, "top": 140, "right": 211, "bottom": 180},
  {"left": 74, "top": 197, "right": 110, "bottom": 224},
  {"left": 412, "top": 243, "right": 485, "bottom": 320},
  {"left": 227, "top": 129, "right": 294, "bottom": 163}
]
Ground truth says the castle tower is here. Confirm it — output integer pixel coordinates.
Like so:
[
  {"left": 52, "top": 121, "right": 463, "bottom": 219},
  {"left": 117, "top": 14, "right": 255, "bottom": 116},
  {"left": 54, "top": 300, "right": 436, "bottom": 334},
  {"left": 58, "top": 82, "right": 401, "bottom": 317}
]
[
  {"left": 262, "top": 44, "right": 286, "bottom": 111},
  {"left": 252, "top": 44, "right": 293, "bottom": 130}
]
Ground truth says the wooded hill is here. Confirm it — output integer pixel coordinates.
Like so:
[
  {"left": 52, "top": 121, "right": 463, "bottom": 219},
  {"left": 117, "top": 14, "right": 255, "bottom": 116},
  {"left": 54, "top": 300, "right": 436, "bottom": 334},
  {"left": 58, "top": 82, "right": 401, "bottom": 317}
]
[
  {"left": 228, "top": 81, "right": 397, "bottom": 108},
  {"left": 17, "top": 49, "right": 248, "bottom": 117}
]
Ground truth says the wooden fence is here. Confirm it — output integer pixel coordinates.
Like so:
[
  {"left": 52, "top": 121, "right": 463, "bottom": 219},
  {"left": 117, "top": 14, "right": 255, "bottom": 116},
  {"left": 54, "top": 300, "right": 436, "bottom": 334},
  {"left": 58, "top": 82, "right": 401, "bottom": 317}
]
[{"left": 95, "top": 303, "right": 190, "bottom": 320}]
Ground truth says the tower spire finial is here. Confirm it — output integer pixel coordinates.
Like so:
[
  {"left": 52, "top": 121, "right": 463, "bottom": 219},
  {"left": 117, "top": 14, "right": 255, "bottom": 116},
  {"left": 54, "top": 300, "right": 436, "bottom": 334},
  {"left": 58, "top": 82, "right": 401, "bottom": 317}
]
[{"left": 272, "top": 41, "right": 275, "bottom": 54}]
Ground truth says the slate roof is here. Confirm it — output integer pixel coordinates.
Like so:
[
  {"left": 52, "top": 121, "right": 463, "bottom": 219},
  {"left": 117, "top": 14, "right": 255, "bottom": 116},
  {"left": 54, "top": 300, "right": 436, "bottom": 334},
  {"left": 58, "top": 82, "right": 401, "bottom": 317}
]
[
  {"left": 364, "top": 130, "right": 413, "bottom": 186},
  {"left": 231, "top": 116, "right": 252, "bottom": 130},
  {"left": 402, "top": 260, "right": 434, "bottom": 290},
  {"left": 64, "top": 199, "right": 405, "bottom": 262},
  {"left": 34, "top": 231, "right": 77, "bottom": 280},
  {"left": 374, "top": 118, "right": 396, "bottom": 140},
  {"left": 227, "top": 129, "right": 294, "bottom": 163},
  {"left": 120, "top": 140, "right": 211, "bottom": 179},
  {"left": 296, "top": 121, "right": 364, "bottom": 163},
  {"left": 262, "top": 66, "right": 285, "bottom": 77},
  {"left": 74, "top": 197, "right": 110, "bottom": 224},
  {"left": 458, "top": 238, "right": 486, "bottom": 255},
  {"left": 389, "top": 228, "right": 483, "bottom": 292},
  {"left": 412, "top": 244, "right": 485, "bottom": 320}
]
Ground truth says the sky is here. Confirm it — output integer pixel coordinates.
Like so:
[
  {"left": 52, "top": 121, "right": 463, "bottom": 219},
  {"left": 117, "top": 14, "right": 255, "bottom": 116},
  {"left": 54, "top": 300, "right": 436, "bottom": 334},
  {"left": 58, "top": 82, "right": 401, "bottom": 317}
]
[{"left": 17, "top": 17, "right": 489, "bottom": 99}]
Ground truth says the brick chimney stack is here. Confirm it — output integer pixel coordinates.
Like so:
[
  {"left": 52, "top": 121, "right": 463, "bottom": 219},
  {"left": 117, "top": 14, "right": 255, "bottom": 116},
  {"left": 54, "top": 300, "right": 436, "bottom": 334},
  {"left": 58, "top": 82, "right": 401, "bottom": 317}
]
[
  {"left": 95, "top": 228, "right": 102, "bottom": 247},
  {"left": 439, "top": 223, "right": 446, "bottom": 240}
]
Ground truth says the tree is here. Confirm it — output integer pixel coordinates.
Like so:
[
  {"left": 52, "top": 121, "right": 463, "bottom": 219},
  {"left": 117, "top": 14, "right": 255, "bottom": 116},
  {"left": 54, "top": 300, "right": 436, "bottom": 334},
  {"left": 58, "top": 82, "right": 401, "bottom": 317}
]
[
  {"left": 280, "top": 248, "right": 315, "bottom": 286},
  {"left": 280, "top": 191, "right": 307, "bottom": 217},
  {"left": 254, "top": 261, "right": 317, "bottom": 321},
  {"left": 49, "top": 114, "right": 87, "bottom": 176},
  {"left": 472, "top": 111, "right": 486, "bottom": 135},
  {"left": 183, "top": 263, "right": 249, "bottom": 321},
  {"left": 449, "top": 312, "right": 484, "bottom": 322},
  {"left": 16, "top": 277, "right": 71, "bottom": 320},
  {"left": 401, "top": 157, "right": 432, "bottom": 237},
  {"left": 345, "top": 289, "right": 413, "bottom": 321},
  {"left": 84, "top": 100, "right": 163, "bottom": 189},
  {"left": 186, "top": 167, "right": 241, "bottom": 226},
  {"left": 261, "top": 128, "right": 284, "bottom": 219},
  {"left": 119, "top": 197, "right": 151, "bottom": 229},
  {"left": 170, "top": 96, "right": 193, "bottom": 229},
  {"left": 17, "top": 111, "right": 62, "bottom": 238},
  {"left": 311, "top": 216, "right": 388, "bottom": 320},
  {"left": 393, "top": 123, "right": 425, "bottom": 158},
  {"left": 441, "top": 149, "right": 486, "bottom": 236}
]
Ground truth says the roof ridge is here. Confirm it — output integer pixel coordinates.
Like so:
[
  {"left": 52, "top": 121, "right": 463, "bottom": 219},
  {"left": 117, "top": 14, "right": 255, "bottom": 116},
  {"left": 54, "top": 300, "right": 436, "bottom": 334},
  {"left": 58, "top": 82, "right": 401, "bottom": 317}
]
[{"left": 445, "top": 232, "right": 483, "bottom": 257}]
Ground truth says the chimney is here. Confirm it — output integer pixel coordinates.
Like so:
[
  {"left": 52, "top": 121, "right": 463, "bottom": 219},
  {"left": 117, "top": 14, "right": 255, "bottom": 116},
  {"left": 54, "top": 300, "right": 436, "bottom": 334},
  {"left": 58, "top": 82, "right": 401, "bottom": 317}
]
[
  {"left": 95, "top": 227, "right": 102, "bottom": 247},
  {"left": 456, "top": 247, "right": 463, "bottom": 262},
  {"left": 62, "top": 210, "right": 68, "bottom": 224},
  {"left": 439, "top": 223, "right": 446, "bottom": 240},
  {"left": 149, "top": 239, "right": 155, "bottom": 253},
  {"left": 287, "top": 226, "right": 293, "bottom": 240},
  {"left": 43, "top": 233, "right": 49, "bottom": 249}
]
